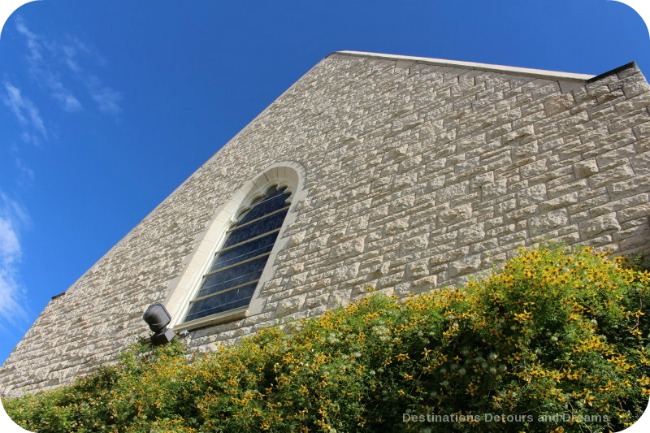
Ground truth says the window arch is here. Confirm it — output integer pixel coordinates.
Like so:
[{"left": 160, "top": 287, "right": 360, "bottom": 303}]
[
  {"left": 164, "top": 162, "right": 306, "bottom": 331},
  {"left": 184, "top": 184, "right": 292, "bottom": 322}
]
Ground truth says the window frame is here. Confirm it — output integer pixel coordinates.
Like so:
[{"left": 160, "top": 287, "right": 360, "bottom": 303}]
[
  {"left": 183, "top": 184, "right": 292, "bottom": 323},
  {"left": 163, "top": 162, "right": 306, "bottom": 332}
]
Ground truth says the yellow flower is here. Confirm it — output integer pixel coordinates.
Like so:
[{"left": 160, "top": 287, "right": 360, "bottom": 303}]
[
  {"left": 466, "top": 382, "right": 479, "bottom": 396},
  {"left": 514, "top": 310, "right": 533, "bottom": 323},
  {"left": 396, "top": 353, "right": 410, "bottom": 362}
]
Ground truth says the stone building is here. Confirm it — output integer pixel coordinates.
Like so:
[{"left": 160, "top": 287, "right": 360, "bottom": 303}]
[{"left": 2, "top": 51, "right": 650, "bottom": 396}]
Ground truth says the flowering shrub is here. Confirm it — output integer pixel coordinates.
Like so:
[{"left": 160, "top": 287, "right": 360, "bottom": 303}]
[{"left": 4, "top": 246, "right": 650, "bottom": 432}]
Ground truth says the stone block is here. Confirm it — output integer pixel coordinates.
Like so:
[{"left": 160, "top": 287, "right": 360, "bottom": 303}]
[
  {"left": 579, "top": 213, "right": 621, "bottom": 239},
  {"left": 448, "top": 254, "right": 482, "bottom": 277},
  {"left": 331, "top": 237, "right": 366, "bottom": 258},
  {"left": 573, "top": 159, "right": 599, "bottom": 178},
  {"left": 529, "top": 209, "right": 569, "bottom": 234}
]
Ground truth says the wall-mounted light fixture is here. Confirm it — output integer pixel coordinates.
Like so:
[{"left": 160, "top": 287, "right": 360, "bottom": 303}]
[{"left": 143, "top": 303, "right": 176, "bottom": 345}]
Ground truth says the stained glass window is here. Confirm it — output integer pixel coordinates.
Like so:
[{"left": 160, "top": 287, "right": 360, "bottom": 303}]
[{"left": 184, "top": 185, "right": 291, "bottom": 322}]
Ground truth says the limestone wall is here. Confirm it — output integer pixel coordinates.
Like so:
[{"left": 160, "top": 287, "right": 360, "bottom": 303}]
[{"left": 2, "top": 52, "right": 650, "bottom": 395}]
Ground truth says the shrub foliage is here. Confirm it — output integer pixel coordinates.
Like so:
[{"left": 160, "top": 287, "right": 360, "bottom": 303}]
[{"left": 4, "top": 246, "right": 650, "bottom": 432}]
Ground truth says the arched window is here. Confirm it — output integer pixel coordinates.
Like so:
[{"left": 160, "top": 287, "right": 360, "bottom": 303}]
[
  {"left": 184, "top": 184, "right": 292, "bottom": 322},
  {"left": 164, "top": 162, "right": 306, "bottom": 331}
]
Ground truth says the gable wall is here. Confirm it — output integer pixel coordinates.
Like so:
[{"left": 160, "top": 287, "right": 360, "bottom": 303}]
[{"left": 2, "top": 53, "right": 650, "bottom": 395}]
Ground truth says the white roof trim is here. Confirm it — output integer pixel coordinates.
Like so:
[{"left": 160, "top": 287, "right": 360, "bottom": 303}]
[{"left": 335, "top": 51, "right": 595, "bottom": 82}]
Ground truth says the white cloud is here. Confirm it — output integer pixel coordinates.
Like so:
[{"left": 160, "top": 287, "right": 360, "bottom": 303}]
[
  {"left": 2, "top": 81, "right": 47, "bottom": 142},
  {"left": 61, "top": 37, "right": 91, "bottom": 74},
  {"left": 14, "top": 157, "right": 35, "bottom": 188},
  {"left": 45, "top": 71, "right": 82, "bottom": 112},
  {"left": 0, "top": 220, "right": 19, "bottom": 264},
  {"left": 87, "top": 75, "right": 122, "bottom": 115},
  {"left": 13, "top": 17, "right": 121, "bottom": 116},
  {"left": 14, "top": 15, "right": 42, "bottom": 64},
  {"left": 53, "top": 90, "right": 82, "bottom": 112},
  {"left": 0, "top": 193, "right": 28, "bottom": 329},
  {"left": 15, "top": 17, "right": 81, "bottom": 114}
]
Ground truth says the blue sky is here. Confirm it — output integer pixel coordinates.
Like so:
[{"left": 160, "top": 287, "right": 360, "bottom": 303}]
[{"left": 0, "top": 0, "right": 648, "bottom": 368}]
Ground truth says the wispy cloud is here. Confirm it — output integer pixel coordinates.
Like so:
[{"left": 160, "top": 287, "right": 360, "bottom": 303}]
[
  {"left": 48, "top": 74, "right": 83, "bottom": 112},
  {"left": 0, "top": 192, "right": 29, "bottom": 331},
  {"left": 15, "top": 16, "right": 82, "bottom": 113},
  {"left": 2, "top": 81, "right": 47, "bottom": 143},
  {"left": 14, "top": 157, "right": 35, "bottom": 188},
  {"left": 60, "top": 36, "right": 91, "bottom": 74},
  {"left": 87, "top": 75, "right": 122, "bottom": 115},
  {"left": 14, "top": 15, "right": 42, "bottom": 63},
  {"left": 13, "top": 16, "right": 122, "bottom": 116}
]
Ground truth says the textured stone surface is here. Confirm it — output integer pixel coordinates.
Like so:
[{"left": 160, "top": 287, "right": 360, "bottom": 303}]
[{"left": 2, "top": 52, "right": 650, "bottom": 396}]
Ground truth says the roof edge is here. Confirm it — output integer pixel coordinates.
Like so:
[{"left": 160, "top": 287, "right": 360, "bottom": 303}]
[
  {"left": 332, "top": 50, "right": 596, "bottom": 82},
  {"left": 586, "top": 61, "right": 638, "bottom": 83}
]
